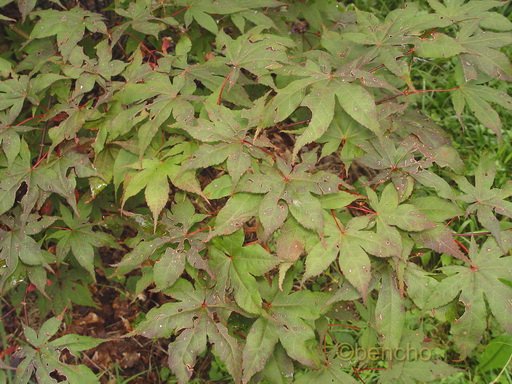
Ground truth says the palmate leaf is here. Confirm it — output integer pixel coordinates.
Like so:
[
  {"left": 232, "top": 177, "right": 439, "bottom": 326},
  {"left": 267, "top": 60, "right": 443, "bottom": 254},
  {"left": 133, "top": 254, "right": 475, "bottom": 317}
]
[
  {"left": 317, "top": 108, "right": 370, "bottom": 165},
  {"left": 176, "top": 57, "right": 253, "bottom": 108},
  {"left": 341, "top": 3, "right": 450, "bottom": 78},
  {"left": 404, "top": 262, "right": 441, "bottom": 309},
  {"left": 451, "top": 82, "right": 512, "bottom": 137},
  {"left": 0, "top": 140, "right": 96, "bottom": 216},
  {"left": 393, "top": 110, "right": 465, "bottom": 173},
  {"left": 358, "top": 135, "right": 430, "bottom": 200},
  {"left": 0, "top": 74, "right": 29, "bottom": 124},
  {"left": 174, "top": 0, "right": 282, "bottom": 16},
  {"left": 237, "top": 156, "right": 342, "bottom": 235},
  {"left": 172, "top": 24, "right": 290, "bottom": 107},
  {"left": 134, "top": 77, "right": 190, "bottom": 157},
  {"left": 113, "top": 0, "right": 168, "bottom": 40},
  {"left": 93, "top": 104, "right": 146, "bottom": 154},
  {"left": 378, "top": 329, "right": 460, "bottom": 383},
  {"left": 135, "top": 279, "right": 242, "bottom": 384},
  {"left": 179, "top": 103, "right": 270, "bottom": 186},
  {"left": 411, "top": 225, "right": 468, "bottom": 262},
  {"left": 209, "top": 230, "right": 278, "bottom": 314},
  {"left": 121, "top": 141, "right": 199, "bottom": 230},
  {"left": 409, "top": 191, "right": 467, "bottom": 262},
  {"left": 220, "top": 26, "right": 291, "bottom": 78},
  {"left": 30, "top": 7, "right": 107, "bottom": 59},
  {"left": 367, "top": 183, "right": 435, "bottom": 232},
  {"left": 115, "top": 195, "right": 208, "bottom": 281},
  {"left": 114, "top": 236, "right": 169, "bottom": 276},
  {"left": 365, "top": 183, "right": 436, "bottom": 261},
  {"left": 454, "top": 155, "right": 512, "bottom": 249},
  {"left": 48, "top": 202, "right": 117, "bottom": 280},
  {"left": 0, "top": 212, "right": 56, "bottom": 290},
  {"left": 294, "top": 365, "right": 358, "bottom": 384},
  {"left": 427, "top": 0, "right": 505, "bottom": 21},
  {"left": 426, "top": 236, "right": 512, "bottom": 357},
  {"left": 153, "top": 195, "right": 209, "bottom": 291},
  {"left": 178, "top": 2, "right": 283, "bottom": 36},
  {"left": 357, "top": 111, "right": 464, "bottom": 201},
  {"left": 42, "top": 266, "right": 97, "bottom": 314},
  {"left": 253, "top": 344, "right": 294, "bottom": 384},
  {"left": 14, "top": 317, "right": 103, "bottom": 384},
  {"left": 454, "top": 14, "right": 512, "bottom": 80},
  {"left": 2, "top": 1, "right": 512, "bottom": 383},
  {"left": 265, "top": 63, "right": 382, "bottom": 158},
  {"left": 241, "top": 275, "right": 331, "bottom": 383},
  {"left": 305, "top": 212, "right": 399, "bottom": 298},
  {"left": 247, "top": 277, "right": 331, "bottom": 372}
]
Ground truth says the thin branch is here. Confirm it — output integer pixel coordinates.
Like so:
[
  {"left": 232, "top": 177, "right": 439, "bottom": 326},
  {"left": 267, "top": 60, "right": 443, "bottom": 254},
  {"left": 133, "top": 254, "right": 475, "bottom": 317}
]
[
  {"left": 217, "top": 68, "right": 234, "bottom": 105},
  {"left": 376, "top": 86, "right": 460, "bottom": 105}
]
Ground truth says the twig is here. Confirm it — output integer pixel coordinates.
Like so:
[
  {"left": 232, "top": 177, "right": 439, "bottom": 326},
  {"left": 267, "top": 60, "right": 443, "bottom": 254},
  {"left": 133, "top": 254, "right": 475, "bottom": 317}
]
[
  {"left": 217, "top": 68, "right": 234, "bottom": 105},
  {"left": 454, "top": 231, "right": 491, "bottom": 237},
  {"left": 328, "top": 323, "right": 361, "bottom": 330},
  {"left": 376, "top": 86, "right": 460, "bottom": 105},
  {"left": 38, "top": 99, "right": 53, "bottom": 161}
]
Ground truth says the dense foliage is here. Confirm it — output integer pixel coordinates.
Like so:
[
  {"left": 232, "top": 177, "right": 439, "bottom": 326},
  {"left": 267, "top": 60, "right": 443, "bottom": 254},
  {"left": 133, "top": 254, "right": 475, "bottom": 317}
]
[{"left": 0, "top": 0, "right": 512, "bottom": 383}]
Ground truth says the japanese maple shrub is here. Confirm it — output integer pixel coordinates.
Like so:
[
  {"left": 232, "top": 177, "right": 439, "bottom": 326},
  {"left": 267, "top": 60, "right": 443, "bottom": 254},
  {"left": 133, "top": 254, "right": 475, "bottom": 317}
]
[{"left": 0, "top": 0, "right": 511, "bottom": 383}]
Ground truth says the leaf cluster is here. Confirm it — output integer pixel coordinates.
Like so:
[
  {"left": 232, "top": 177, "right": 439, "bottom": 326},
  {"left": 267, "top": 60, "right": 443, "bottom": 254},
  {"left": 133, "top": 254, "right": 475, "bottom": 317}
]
[{"left": 0, "top": 0, "right": 511, "bottom": 383}]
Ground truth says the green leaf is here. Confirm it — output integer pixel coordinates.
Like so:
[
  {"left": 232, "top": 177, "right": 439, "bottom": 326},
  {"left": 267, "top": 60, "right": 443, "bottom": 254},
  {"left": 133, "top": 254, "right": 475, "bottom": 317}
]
[
  {"left": 288, "top": 190, "right": 323, "bottom": 233},
  {"left": 48, "top": 108, "right": 89, "bottom": 154},
  {"left": 454, "top": 155, "right": 512, "bottom": 249},
  {"left": 379, "top": 360, "right": 459, "bottom": 384},
  {"left": 168, "top": 325, "right": 207, "bottom": 384},
  {"left": 136, "top": 279, "right": 242, "bottom": 382},
  {"left": 404, "top": 263, "right": 440, "bottom": 309},
  {"left": 190, "top": 9, "right": 218, "bottom": 34},
  {"left": 115, "top": 237, "right": 169, "bottom": 276},
  {"left": 412, "top": 224, "right": 469, "bottom": 262},
  {"left": 480, "top": 12, "right": 512, "bottom": 31},
  {"left": 31, "top": 8, "right": 106, "bottom": 59},
  {"left": 374, "top": 269, "right": 405, "bottom": 350},
  {"left": 153, "top": 247, "right": 186, "bottom": 291},
  {"left": 144, "top": 172, "right": 170, "bottom": 231},
  {"left": 410, "top": 196, "right": 463, "bottom": 222},
  {"left": 49, "top": 204, "right": 117, "bottom": 279},
  {"left": 18, "top": 0, "right": 36, "bottom": 22},
  {"left": 295, "top": 364, "right": 358, "bottom": 384},
  {"left": 0, "top": 75, "right": 29, "bottom": 124},
  {"left": 122, "top": 153, "right": 191, "bottom": 229},
  {"left": 203, "top": 175, "right": 233, "bottom": 199},
  {"left": 68, "top": 234, "right": 96, "bottom": 277},
  {"left": 210, "top": 193, "right": 262, "bottom": 238},
  {"left": 262, "top": 286, "right": 331, "bottom": 368},
  {"left": 210, "top": 230, "right": 278, "bottom": 314},
  {"left": 336, "top": 83, "right": 380, "bottom": 133},
  {"left": 242, "top": 318, "right": 279, "bottom": 383},
  {"left": 477, "top": 335, "right": 512, "bottom": 372},
  {"left": 415, "top": 33, "right": 465, "bottom": 58},
  {"left": 293, "top": 86, "right": 335, "bottom": 158},
  {"left": 367, "top": 184, "right": 435, "bottom": 232},
  {"left": 237, "top": 158, "right": 340, "bottom": 234},
  {"left": 426, "top": 237, "right": 512, "bottom": 357},
  {"left": 305, "top": 213, "right": 398, "bottom": 298},
  {"left": 49, "top": 334, "right": 104, "bottom": 354},
  {"left": 452, "top": 83, "right": 512, "bottom": 138},
  {"left": 318, "top": 191, "right": 358, "bottom": 209}
]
